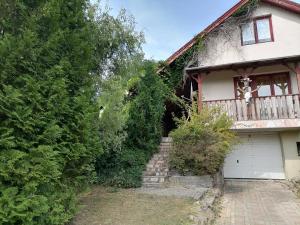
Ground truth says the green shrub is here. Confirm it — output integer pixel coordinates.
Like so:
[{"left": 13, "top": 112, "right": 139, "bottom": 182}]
[
  {"left": 169, "top": 106, "right": 236, "bottom": 175},
  {"left": 96, "top": 61, "right": 168, "bottom": 187}
]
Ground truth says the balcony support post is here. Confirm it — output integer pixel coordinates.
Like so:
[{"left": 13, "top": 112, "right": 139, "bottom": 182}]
[
  {"left": 296, "top": 63, "right": 300, "bottom": 94},
  {"left": 191, "top": 73, "right": 204, "bottom": 113},
  {"left": 197, "top": 74, "right": 203, "bottom": 112}
]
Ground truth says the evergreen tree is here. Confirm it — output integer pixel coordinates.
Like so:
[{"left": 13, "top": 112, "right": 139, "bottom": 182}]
[{"left": 0, "top": 0, "right": 101, "bottom": 224}]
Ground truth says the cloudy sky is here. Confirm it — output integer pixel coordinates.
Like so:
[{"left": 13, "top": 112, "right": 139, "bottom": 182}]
[{"left": 108, "top": 0, "right": 300, "bottom": 61}]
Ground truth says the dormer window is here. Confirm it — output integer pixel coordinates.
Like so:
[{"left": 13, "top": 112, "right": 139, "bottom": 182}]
[{"left": 241, "top": 15, "right": 274, "bottom": 46}]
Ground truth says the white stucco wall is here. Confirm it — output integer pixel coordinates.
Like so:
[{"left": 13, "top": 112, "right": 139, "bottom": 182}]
[
  {"left": 202, "top": 64, "right": 297, "bottom": 101},
  {"left": 280, "top": 131, "right": 300, "bottom": 180},
  {"left": 198, "top": 3, "right": 300, "bottom": 67}
]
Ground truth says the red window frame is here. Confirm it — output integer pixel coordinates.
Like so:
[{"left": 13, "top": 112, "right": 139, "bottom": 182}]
[
  {"left": 241, "top": 15, "right": 274, "bottom": 46},
  {"left": 233, "top": 72, "right": 291, "bottom": 99}
]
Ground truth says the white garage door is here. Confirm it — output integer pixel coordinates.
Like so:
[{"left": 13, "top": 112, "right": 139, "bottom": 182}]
[{"left": 224, "top": 134, "right": 285, "bottom": 179}]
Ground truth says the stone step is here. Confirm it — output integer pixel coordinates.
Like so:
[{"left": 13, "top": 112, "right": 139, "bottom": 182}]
[
  {"left": 142, "top": 138, "right": 172, "bottom": 188},
  {"left": 158, "top": 149, "right": 170, "bottom": 153},
  {"left": 152, "top": 152, "right": 168, "bottom": 156},
  {"left": 153, "top": 152, "right": 169, "bottom": 156},
  {"left": 143, "top": 169, "right": 169, "bottom": 174},
  {"left": 149, "top": 159, "right": 168, "bottom": 163},
  {"left": 146, "top": 166, "right": 168, "bottom": 171},
  {"left": 144, "top": 171, "right": 168, "bottom": 175},
  {"left": 145, "top": 165, "right": 169, "bottom": 170},
  {"left": 156, "top": 156, "right": 169, "bottom": 159},
  {"left": 142, "top": 182, "right": 165, "bottom": 188},
  {"left": 147, "top": 161, "right": 168, "bottom": 166},
  {"left": 153, "top": 161, "right": 168, "bottom": 164},
  {"left": 159, "top": 145, "right": 172, "bottom": 148},
  {"left": 159, "top": 147, "right": 171, "bottom": 151},
  {"left": 159, "top": 145, "right": 171, "bottom": 148},
  {"left": 145, "top": 169, "right": 168, "bottom": 173},
  {"left": 144, "top": 171, "right": 168, "bottom": 176},
  {"left": 143, "top": 172, "right": 168, "bottom": 176},
  {"left": 143, "top": 176, "right": 166, "bottom": 183},
  {"left": 159, "top": 143, "right": 172, "bottom": 147},
  {"left": 146, "top": 164, "right": 168, "bottom": 168},
  {"left": 161, "top": 137, "right": 172, "bottom": 143},
  {"left": 150, "top": 156, "right": 168, "bottom": 161},
  {"left": 148, "top": 162, "right": 168, "bottom": 165}
]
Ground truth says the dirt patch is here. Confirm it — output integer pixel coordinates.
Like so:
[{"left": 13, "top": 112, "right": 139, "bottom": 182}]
[{"left": 71, "top": 186, "right": 195, "bottom": 225}]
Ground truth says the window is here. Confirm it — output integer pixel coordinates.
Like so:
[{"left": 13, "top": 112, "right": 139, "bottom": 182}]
[
  {"left": 256, "top": 18, "right": 272, "bottom": 43},
  {"left": 234, "top": 73, "right": 291, "bottom": 99},
  {"left": 241, "top": 16, "right": 274, "bottom": 45},
  {"left": 241, "top": 22, "right": 255, "bottom": 45}
]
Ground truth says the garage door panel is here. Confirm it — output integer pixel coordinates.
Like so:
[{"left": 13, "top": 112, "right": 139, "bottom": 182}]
[{"left": 224, "top": 134, "right": 285, "bottom": 179}]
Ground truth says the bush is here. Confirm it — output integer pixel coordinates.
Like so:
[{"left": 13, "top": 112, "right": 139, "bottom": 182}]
[
  {"left": 96, "top": 61, "right": 168, "bottom": 187},
  {"left": 169, "top": 106, "right": 236, "bottom": 175}
]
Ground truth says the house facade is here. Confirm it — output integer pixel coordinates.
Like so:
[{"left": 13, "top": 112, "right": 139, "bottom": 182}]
[{"left": 166, "top": 0, "right": 300, "bottom": 180}]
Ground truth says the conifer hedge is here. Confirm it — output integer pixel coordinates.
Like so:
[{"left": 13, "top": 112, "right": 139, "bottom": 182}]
[{"left": 0, "top": 1, "right": 101, "bottom": 224}]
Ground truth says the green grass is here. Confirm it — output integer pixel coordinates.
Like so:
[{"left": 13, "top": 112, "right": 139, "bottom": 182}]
[{"left": 71, "top": 186, "right": 194, "bottom": 225}]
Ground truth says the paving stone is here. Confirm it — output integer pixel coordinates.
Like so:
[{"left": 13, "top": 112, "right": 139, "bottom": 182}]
[{"left": 216, "top": 180, "right": 300, "bottom": 225}]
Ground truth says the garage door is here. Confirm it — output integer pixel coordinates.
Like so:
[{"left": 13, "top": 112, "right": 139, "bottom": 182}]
[{"left": 224, "top": 134, "right": 285, "bottom": 179}]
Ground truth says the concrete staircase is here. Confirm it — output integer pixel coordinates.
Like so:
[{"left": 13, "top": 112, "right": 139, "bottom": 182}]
[{"left": 142, "top": 137, "right": 171, "bottom": 188}]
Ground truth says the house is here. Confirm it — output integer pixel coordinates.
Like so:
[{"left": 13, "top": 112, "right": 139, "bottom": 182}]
[{"left": 165, "top": 0, "right": 300, "bottom": 180}]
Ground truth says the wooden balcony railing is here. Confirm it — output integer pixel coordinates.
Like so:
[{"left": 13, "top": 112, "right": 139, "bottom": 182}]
[{"left": 203, "top": 94, "right": 300, "bottom": 121}]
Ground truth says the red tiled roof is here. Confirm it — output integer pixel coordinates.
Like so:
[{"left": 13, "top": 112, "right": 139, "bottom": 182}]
[{"left": 166, "top": 0, "right": 300, "bottom": 65}]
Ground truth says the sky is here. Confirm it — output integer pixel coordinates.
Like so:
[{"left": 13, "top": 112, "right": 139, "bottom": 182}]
[{"left": 108, "top": 0, "right": 300, "bottom": 61}]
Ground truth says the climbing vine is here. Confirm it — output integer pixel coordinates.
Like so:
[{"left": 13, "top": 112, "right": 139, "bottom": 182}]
[
  {"left": 233, "top": 0, "right": 259, "bottom": 18},
  {"left": 160, "top": 37, "right": 204, "bottom": 90},
  {"left": 160, "top": 0, "right": 259, "bottom": 92}
]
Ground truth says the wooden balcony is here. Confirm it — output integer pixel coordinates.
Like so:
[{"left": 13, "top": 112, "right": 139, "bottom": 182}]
[{"left": 203, "top": 95, "right": 300, "bottom": 130}]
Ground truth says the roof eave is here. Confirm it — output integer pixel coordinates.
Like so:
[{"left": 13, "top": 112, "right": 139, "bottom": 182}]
[
  {"left": 165, "top": 0, "right": 300, "bottom": 66},
  {"left": 185, "top": 55, "right": 300, "bottom": 74}
]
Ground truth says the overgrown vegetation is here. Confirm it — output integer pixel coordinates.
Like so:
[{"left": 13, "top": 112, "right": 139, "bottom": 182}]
[
  {"left": 232, "top": 0, "right": 259, "bottom": 18},
  {"left": 0, "top": 0, "right": 145, "bottom": 224},
  {"left": 160, "top": 37, "right": 204, "bottom": 89},
  {"left": 170, "top": 106, "right": 236, "bottom": 175},
  {"left": 96, "top": 61, "right": 168, "bottom": 187}
]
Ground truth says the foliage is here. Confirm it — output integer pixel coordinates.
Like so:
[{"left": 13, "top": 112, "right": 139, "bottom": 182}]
[
  {"left": 96, "top": 61, "right": 168, "bottom": 187},
  {"left": 0, "top": 0, "right": 144, "bottom": 224},
  {"left": 169, "top": 105, "right": 236, "bottom": 175},
  {"left": 160, "top": 37, "right": 204, "bottom": 89},
  {"left": 232, "top": 0, "right": 259, "bottom": 18},
  {"left": 95, "top": 6, "right": 144, "bottom": 157}
]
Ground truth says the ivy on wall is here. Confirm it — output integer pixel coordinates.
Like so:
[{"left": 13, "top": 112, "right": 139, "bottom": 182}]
[
  {"left": 232, "top": 0, "right": 259, "bottom": 18},
  {"left": 159, "top": 37, "right": 204, "bottom": 90},
  {"left": 160, "top": 0, "right": 259, "bottom": 91}
]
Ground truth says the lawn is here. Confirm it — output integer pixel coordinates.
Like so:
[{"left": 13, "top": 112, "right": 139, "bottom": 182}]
[{"left": 71, "top": 186, "right": 195, "bottom": 225}]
